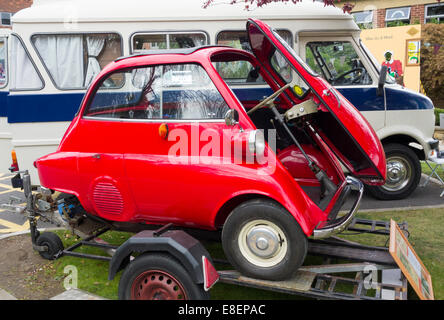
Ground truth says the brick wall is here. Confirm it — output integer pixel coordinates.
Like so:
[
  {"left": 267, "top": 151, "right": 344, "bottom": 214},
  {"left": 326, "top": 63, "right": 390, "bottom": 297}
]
[
  {"left": 0, "top": 0, "right": 33, "bottom": 28},
  {"left": 411, "top": 4, "right": 425, "bottom": 24},
  {"left": 376, "top": 8, "right": 386, "bottom": 28}
]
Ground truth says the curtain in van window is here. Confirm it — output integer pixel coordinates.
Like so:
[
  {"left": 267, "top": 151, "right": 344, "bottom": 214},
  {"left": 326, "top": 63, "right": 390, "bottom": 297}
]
[
  {"left": 9, "top": 35, "right": 42, "bottom": 90},
  {"left": 84, "top": 36, "right": 106, "bottom": 87},
  {"left": 33, "top": 35, "right": 84, "bottom": 88}
]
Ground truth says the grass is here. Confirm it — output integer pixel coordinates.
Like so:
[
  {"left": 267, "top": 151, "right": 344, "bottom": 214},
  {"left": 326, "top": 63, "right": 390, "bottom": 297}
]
[
  {"left": 48, "top": 207, "right": 444, "bottom": 300},
  {"left": 421, "top": 160, "right": 444, "bottom": 178}
]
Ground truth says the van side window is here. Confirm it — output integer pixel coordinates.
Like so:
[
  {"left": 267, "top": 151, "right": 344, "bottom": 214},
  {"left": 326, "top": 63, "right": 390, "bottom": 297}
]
[
  {"left": 132, "top": 32, "right": 207, "bottom": 52},
  {"left": 305, "top": 41, "right": 373, "bottom": 86},
  {"left": 10, "top": 34, "right": 43, "bottom": 91},
  {"left": 216, "top": 30, "right": 292, "bottom": 83},
  {"left": 0, "top": 37, "right": 7, "bottom": 88},
  {"left": 85, "top": 64, "right": 230, "bottom": 121},
  {"left": 31, "top": 33, "right": 122, "bottom": 89}
]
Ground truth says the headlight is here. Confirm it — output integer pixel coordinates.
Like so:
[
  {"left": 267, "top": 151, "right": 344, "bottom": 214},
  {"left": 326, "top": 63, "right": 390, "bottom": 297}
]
[{"left": 248, "top": 130, "right": 266, "bottom": 157}]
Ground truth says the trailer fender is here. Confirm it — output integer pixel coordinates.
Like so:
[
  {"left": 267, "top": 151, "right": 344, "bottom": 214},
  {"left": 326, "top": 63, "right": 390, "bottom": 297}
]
[{"left": 108, "top": 229, "right": 213, "bottom": 284}]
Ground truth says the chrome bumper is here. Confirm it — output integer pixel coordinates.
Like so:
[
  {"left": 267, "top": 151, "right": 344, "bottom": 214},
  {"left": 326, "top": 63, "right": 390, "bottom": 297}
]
[{"left": 312, "top": 176, "right": 364, "bottom": 239}]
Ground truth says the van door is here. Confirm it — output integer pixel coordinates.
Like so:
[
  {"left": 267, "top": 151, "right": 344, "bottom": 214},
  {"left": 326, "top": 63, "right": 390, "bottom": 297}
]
[
  {"left": 0, "top": 34, "right": 11, "bottom": 172},
  {"left": 299, "top": 36, "right": 386, "bottom": 132}
]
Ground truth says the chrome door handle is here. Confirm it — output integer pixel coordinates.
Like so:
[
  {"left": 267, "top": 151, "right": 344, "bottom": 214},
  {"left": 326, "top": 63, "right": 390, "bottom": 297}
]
[{"left": 92, "top": 154, "right": 101, "bottom": 159}]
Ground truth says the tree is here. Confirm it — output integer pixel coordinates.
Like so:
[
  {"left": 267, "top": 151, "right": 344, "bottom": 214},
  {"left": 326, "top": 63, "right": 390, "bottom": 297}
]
[
  {"left": 421, "top": 23, "right": 444, "bottom": 108},
  {"left": 203, "top": 1, "right": 355, "bottom": 13},
  {"left": 203, "top": 0, "right": 441, "bottom": 14}
]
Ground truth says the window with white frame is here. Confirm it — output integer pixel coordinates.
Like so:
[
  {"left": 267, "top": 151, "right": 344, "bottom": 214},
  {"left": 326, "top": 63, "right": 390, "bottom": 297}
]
[
  {"left": 425, "top": 3, "right": 444, "bottom": 24},
  {"left": 352, "top": 11, "right": 374, "bottom": 29},
  {"left": 10, "top": 34, "right": 43, "bottom": 91},
  {"left": 0, "top": 37, "right": 7, "bottom": 87},
  {"left": 385, "top": 7, "right": 411, "bottom": 27},
  {"left": 31, "top": 33, "right": 122, "bottom": 89},
  {"left": 0, "top": 12, "right": 11, "bottom": 26},
  {"left": 132, "top": 32, "right": 208, "bottom": 53}
]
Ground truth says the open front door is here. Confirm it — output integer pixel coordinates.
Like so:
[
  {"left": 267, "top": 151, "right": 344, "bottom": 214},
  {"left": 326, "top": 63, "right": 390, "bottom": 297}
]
[{"left": 246, "top": 19, "right": 386, "bottom": 183}]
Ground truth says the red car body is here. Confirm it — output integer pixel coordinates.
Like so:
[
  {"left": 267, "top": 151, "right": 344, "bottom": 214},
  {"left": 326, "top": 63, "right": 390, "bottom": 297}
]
[{"left": 36, "top": 19, "right": 386, "bottom": 239}]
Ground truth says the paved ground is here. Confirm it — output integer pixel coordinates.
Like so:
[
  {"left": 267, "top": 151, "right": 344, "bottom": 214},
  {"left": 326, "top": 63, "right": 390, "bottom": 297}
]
[{"left": 0, "top": 172, "right": 54, "bottom": 234}]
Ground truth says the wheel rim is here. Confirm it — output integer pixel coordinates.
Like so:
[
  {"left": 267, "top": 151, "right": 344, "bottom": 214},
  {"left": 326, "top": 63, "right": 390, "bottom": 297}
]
[
  {"left": 238, "top": 219, "right": 288, "bottom": 268},
  {"left": 130, "top": 270, "right": 187, "bottom": 300},
  {"left": 382, "top": 156, "right": 412, "bottom": 192}
]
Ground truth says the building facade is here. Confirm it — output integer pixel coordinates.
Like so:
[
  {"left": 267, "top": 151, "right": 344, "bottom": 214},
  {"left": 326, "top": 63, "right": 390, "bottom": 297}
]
[
  {"left": 0, "top": 0, "right": 33, "bottom": 28},
  {"left": 349, "top": 0, "right": 444, "bottom": 29}
]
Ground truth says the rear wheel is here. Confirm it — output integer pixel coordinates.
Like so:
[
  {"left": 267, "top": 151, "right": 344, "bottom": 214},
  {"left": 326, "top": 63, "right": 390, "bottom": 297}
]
[
  {"left": 367, "top": 143, "right": 421, "bottom": 200},
  {"left": 118, "top": 253, "right": 209, "bottom": 300},
  {"left": 222, "top": 199, "right": 307, "bottom": 281}
]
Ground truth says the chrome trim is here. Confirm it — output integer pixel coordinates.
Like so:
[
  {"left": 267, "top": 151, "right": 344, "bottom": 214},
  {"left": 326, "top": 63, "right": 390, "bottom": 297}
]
[
  {"left": 82, "top": 116, "right": 225, "bottom": 123},
  {"left": 312, "top": 176, "right": 364, "bottom": 239},
  {"left": 248, "top": 130, "right": 257, "bottom": 154}
]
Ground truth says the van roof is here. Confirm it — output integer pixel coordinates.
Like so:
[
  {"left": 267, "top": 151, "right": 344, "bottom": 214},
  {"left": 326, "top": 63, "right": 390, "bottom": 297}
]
[{"left": 13, "top": 0, "right": 352, "bottom": 24}]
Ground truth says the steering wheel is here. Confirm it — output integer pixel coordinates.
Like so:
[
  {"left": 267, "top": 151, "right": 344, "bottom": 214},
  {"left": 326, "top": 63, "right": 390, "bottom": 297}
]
[
  {"left": 247, "top": 83, "right": 292, "bottom": 115},
  {"left": 331, "top": 68, "right": 365, "bottom": 85}
]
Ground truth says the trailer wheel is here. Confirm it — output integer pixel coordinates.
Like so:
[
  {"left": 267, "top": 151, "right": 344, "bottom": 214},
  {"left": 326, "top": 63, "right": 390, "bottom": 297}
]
[
  {"left": 222, "top": 199, "right": 307, "bottom": 281},
  {"left": 36, "top": 232, "right": 64, "bottom": 260},
  {"left": 118, "top": 253, "right": 210, "bottom": 300},
  {"left": 367, "top": 143, "right": 421, "bottom": 200}
]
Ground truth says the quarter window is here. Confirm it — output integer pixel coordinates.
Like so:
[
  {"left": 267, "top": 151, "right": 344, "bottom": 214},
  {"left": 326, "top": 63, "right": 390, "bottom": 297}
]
[
  {"left": 306, "top": 41, "right": 373, "bottom": 86},
  {"left": 132, "top": 32, "right": 207, "bottom": 52},
  {"left": 0, "top": 37, "right": 7, "bottom": 88},
  {"left": 425, "top": 3, "right": 444, "bottom": 24},
  {"left": 85, "top": 64, "right": 230, "bottom": 121},
  {"left": 10, "top": 34, "right": 43, "bottom": 91},
  {"left": 32, "top": 33, "right": 122, "bottom": 89}
]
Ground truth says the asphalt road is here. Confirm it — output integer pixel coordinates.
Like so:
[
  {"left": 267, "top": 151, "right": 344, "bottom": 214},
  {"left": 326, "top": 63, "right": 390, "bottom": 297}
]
[{"left": 0, "top": 171, "right": 443, "bottom": 235}]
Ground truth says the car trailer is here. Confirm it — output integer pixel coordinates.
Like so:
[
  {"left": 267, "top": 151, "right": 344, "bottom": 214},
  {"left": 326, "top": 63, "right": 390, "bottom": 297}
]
[
  {"left": 217, "top": 219, "right": 409, "bottom": 300},
  {"left": 4, "top": 170, "right": 409, "bottom": 300}
]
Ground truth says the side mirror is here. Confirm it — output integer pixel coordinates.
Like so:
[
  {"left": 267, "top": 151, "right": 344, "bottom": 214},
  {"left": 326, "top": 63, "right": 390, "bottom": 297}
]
[
  {"left": 378, "top": 65, "right": 388, "bottom": 96},
  {"left": 224, "top": 109, "right": 239, "bottom": 126}
]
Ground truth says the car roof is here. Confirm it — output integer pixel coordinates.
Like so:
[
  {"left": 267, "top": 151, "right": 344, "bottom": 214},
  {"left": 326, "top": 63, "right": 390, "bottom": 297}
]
[{"left": 114, "top": 45, "right": 233, "bottom": 62}]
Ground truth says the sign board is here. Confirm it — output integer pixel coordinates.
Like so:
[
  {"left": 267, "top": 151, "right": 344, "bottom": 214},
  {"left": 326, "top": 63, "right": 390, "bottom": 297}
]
[
  {"left": 389, "top": 219, "right": 434, "bottom": 300},
  {"left": 406, "top": 39, "right": 421, "bottom": 66}
]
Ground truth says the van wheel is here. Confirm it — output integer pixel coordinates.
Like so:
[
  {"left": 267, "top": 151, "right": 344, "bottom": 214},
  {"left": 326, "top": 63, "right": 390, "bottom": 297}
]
[
  {"left": 367, "top": 143, "right": 421, "bottom": 200},
  {"left": 118, "top": 253, "right": 210, "bottom": 300},
  {"left": 222, "top": 199, "right": 307, "bottom": 281}
]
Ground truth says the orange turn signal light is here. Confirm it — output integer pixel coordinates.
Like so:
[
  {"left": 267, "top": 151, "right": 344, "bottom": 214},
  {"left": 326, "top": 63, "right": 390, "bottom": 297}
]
[{"left": 159, "top": 123, "right": 169, "bottom": 140}]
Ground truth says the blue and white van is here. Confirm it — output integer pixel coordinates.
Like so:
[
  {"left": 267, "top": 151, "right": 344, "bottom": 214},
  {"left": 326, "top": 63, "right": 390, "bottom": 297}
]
[{"left": 1, "top": 0, "right": 439, "bottom": 200}]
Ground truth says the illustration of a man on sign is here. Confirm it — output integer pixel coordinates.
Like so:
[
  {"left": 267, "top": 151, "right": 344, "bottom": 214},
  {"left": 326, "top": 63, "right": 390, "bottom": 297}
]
[{"left": 382, "top": 50, "right": 404, "bottom": 86}]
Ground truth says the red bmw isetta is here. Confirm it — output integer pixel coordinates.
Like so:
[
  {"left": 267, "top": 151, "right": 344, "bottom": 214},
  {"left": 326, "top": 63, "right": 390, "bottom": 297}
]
[{"left": 35, "top": 19, "right": 386, "bottom": 281}]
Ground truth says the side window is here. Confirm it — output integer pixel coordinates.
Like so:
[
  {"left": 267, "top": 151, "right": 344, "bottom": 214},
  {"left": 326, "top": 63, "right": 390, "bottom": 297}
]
[
  {"left": 216, "top": 30, "right": 292, "bottom": 83},
  {"left": 10, "top": 34, "right": 43, "bottom": 91},
  {"left": 132, "top": 32, "right": 207, "bottom": 52},
  {"left": 85, "top": 64, "right": 230, "bottom": 121},
  {"left": 305, "top": 41, "right": 373, "bottom": 86},
  {"left": 0, "top": 37, "right": 7, "bottom": 88},
  {"left": 31, "top": 33, "right": 122, "bottom": 89}
]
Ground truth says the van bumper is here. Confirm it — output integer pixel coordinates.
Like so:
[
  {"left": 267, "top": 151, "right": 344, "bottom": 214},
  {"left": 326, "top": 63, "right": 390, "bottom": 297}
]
[{"left": 312, "top": 176, "right": 364, "bottom": 239}]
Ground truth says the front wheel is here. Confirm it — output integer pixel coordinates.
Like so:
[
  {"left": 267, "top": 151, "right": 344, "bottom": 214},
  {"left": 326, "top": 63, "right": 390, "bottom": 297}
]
[
  {"left": 222, "top": 199, "right": 307, "bottom": 281},
  {"left": 118, "top": 253, "right": 210, "bottom": 300},
  {"left": 367, "top": 143, "right": 421, "bottom": 200}
]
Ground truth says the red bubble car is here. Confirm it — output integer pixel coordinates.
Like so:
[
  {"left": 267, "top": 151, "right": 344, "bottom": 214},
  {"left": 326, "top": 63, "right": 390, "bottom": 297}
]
[{"left": 35, "top": 19, "right": 386, "bottom": 281}]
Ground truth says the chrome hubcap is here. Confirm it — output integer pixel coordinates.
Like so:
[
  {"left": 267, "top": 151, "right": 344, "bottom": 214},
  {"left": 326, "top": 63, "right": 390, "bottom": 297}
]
[
  {"left": 238, "top": 220, "right": 287, "bottom": 268},
  {"left": 383, "top": 156, "right": 412, "bottom": 192},
  {"left": 246, "top": 226, "right": 280, "bottom": 259}
]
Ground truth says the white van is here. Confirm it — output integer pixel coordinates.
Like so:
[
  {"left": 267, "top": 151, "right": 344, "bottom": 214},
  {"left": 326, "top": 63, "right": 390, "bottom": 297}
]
[{"left": 2, "top": 0, "right": 438, "bottom": 200}]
